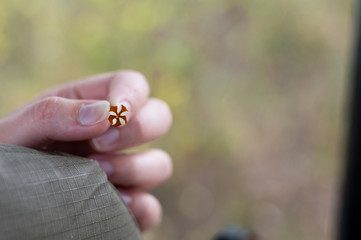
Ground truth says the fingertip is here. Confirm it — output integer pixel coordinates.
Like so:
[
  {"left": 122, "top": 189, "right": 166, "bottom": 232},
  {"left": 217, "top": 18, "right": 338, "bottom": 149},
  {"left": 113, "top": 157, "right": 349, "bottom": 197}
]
[
  {"left": 153, "top": 99, "right": 173, "bottom": 132},
  {"left": 140, "top": 98, "right": 173, "bottom": 138},
  {"left": 116, "top": 70, "right": 150, "bottom": 97},
  {"left": 108, "top": 70, "right": 150, "bottom": 118},
  {"left": 129, "top": 192, "right": 162, "bottom": 232},
  {"left": 148, "top": 149, "right": 173, "bottom": 181}
]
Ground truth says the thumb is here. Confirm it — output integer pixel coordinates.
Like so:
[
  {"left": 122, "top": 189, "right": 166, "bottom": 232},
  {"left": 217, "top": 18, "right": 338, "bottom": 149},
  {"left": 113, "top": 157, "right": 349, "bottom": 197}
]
[{"left": 0, "top": 96, "right": 110, "bottom": 147}]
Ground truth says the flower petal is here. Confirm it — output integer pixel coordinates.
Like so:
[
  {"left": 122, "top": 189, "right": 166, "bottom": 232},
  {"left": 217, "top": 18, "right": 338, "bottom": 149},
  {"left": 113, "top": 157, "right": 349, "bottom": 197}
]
[
  {"left": 120, "top": 111, "right": 128, "bottom": 116},
  {"left": 119, "top": 118, "right": 126, "bottom": 126}
]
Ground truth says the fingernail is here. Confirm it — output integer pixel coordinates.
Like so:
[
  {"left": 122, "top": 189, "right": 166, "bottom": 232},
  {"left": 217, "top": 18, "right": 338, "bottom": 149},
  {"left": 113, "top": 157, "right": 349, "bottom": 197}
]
[
  {"left": 120, "top": 193, "right": 132, "bottom": 206},
  {"left": 98, "top": 161, "right": 114, "bottom": 176},
  {"left": 92, "top": 128, "right": 119, "bottom": 150},
  {"left": 78, "top": 101, "right": 110, "bottom": 125}
]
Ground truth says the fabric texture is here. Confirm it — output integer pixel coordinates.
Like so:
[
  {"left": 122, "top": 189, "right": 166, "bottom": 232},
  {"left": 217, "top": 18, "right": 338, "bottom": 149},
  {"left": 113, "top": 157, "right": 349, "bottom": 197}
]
[{"left": 0, "top": 143, "right": 142, "bottom": 240}]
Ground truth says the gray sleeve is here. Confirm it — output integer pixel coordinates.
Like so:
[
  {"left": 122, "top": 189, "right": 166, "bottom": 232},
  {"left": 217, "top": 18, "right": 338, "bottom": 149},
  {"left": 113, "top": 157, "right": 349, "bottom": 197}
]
[{"left": 0, "top": 143, "right": 142, "bottom": 240}]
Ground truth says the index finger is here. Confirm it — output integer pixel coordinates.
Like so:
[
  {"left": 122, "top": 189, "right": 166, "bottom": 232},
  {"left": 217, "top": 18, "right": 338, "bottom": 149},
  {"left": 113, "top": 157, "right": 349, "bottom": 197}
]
[{"left": 42, "top": 70, "right": 150, "bottom": 121}]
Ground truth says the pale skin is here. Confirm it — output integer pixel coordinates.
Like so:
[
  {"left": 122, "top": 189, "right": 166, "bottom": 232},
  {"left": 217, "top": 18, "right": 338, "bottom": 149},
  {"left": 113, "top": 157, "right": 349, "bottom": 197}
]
[{"left": 0, "top": 70, "right": 173, "bottom": 232}]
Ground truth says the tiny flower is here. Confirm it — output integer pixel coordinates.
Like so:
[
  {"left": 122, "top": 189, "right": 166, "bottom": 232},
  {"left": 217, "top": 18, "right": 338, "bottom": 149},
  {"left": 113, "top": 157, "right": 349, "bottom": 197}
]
[{"left": 108, "top": 104, "right": 128, "bottom": 127}]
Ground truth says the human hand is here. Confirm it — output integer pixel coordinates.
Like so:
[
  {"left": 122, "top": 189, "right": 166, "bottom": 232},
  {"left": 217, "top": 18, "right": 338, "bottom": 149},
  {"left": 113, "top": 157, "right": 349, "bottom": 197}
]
[{"left": 0, "top": 70, "right": 173, "bottom": 231}]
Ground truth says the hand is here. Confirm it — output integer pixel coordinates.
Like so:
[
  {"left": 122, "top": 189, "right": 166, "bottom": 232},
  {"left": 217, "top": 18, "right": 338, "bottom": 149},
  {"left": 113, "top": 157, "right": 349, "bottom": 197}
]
[{"left": 0, "top": 70, "right": 173, "bottom": 232}]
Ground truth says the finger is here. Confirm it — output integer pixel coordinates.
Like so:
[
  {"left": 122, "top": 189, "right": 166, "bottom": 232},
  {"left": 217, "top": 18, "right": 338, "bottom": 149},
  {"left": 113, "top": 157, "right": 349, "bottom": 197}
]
[
  {"left": 91, "top": 98, "right": 172, "bottom": 152},
  {"left": 107, "top": 71, "right": 150, "bottom": 120},
  {"left": 42, "top": 70, "right": 150, "bottom": 121},
  {"left": 0, "top": 96, "right": 110, "bottom": 147},
  {"left": 118, "top": 191, "right": 162, "bottom": 232},
  {"left": 90, "top": 149, "right": 172, "bottom": 189}
]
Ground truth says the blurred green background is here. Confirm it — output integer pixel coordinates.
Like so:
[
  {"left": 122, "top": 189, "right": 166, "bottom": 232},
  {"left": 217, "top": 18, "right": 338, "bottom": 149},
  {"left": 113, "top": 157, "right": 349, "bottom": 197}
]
[{"left": 0, "top": 0, "right": 353, "bottom": 239}]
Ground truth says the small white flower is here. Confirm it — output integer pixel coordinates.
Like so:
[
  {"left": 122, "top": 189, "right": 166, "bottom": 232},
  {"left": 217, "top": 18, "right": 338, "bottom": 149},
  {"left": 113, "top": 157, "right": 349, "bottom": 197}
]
[{"left": 108, "top": 104, "right": 128, "bottom": 127}]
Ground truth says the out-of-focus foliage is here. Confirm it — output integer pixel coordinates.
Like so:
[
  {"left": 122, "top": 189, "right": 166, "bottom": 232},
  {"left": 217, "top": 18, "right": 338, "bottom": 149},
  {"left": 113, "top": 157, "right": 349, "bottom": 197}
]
[{"left": 0, "top": 0, "right": 353, "bottom": 239}]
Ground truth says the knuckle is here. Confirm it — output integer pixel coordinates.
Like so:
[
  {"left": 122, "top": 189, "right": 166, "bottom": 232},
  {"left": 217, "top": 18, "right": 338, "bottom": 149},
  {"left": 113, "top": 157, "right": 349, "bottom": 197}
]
[
  {"left": 126, "top": 173, "right": 138, "bottom": 186},
  {"left": 33, "top": 96, "right": 61, "bottom": 122},
  {"left": 118, "top": 158, "right": 139, "bottom": 186},
  {"left": 120, "top": 172, "right": 138, "bottom": 188}
]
